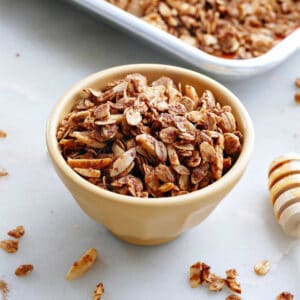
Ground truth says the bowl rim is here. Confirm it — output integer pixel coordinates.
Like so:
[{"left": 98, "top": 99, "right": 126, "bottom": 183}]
[{"left": 46, "top": 64, "right": 254, "bottom": 207}]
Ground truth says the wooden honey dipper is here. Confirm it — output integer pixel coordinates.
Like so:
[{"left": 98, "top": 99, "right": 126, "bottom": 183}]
[{"left": 268, "top": 153, "right": 300, "bottom": 237}]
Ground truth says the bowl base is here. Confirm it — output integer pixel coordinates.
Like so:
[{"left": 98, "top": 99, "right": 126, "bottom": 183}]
[{"left": 111, "top": 232, "right": 180, "bottom": 246}]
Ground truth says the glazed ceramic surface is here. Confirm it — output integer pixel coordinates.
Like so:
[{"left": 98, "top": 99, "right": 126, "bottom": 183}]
[{"left": 46, "top": 64, "right": 254, "bottom": 245}]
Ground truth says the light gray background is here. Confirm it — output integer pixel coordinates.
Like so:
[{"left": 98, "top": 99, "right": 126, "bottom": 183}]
[{"left": 1, "top": 0, "right": 300, "bottom": 299}]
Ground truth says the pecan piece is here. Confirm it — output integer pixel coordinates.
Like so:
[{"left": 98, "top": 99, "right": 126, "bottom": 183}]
[{"left": 276, "top": 292, "right": 294, "bottom": 300}]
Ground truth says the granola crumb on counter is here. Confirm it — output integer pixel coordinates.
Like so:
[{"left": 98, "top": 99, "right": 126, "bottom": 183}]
[
  {"left": 294, "top": 92, "right": 300, "bottom": 104},
  {"left": 295, "top": 78, "right": 300, "bottom": 88},
  {"left": 0, "top": 240, "right": 19, "bottom": 254},
  {"left": 226, "top": 295, "right": 242, "bottom": 300},
  {"left": 0, "top": 170, "right": 8, "bottom": 177},
  {"left": 57, "top": 74, "right": 242, "bottom": 198},
  {"left": 66, "top": 248, "right": 98, "bottom": 280},
  {"left": 254, "top": 260, "right": 271, "bottom": 276},
  {"left": 7, "top": 226, "right": 25, "bottom": 239},
  {"left": 189, "top": 261, "right": 242, "bottom": 295},
  {"left": 15, "top": 264, "right": 34, "bottom": 277},
  {"left": 0, "top": 280, "right": 9, "bottom": 300},
  {"left": 276, "top": 292, "right": 294, "bottom": 300},
  {"left": 0, "top": 130, "right": 7, "bottom": 138},
  {"left": 93, "top": 282, "right": 104, "bottom": 300}
]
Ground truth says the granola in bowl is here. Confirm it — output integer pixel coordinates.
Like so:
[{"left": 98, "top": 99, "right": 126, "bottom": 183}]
[
  {"left": 107, "top": 0, "right": 300, "bottom": 59},
  {"left": 56, "top": 73, "right": 242, "bottom": 198}
]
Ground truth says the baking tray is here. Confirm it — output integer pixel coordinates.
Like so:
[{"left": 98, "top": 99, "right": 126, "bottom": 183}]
[{"left": 69, "top": 0, "right": 300, "bottom": 79}]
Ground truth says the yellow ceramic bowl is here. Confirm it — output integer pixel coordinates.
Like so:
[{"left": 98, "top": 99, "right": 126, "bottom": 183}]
[{"left": 46, "top": 64, "right": 254, "bottom": 246}]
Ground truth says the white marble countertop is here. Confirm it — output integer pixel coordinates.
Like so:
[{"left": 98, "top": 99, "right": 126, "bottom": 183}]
[{"left": 1, "top": 0, "right": 300, "bottom": 299}]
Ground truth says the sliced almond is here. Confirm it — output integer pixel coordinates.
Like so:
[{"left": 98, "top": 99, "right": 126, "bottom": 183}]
[
  {"left": 74, "top": 168, "right": 101, "bottom": 178},
  {"left": 66, "top": 248, "right": 98, "bottom": 280}
]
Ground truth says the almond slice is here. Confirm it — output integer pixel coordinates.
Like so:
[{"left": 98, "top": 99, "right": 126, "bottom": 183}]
[{"left": 66, "top": 248, "right": 98, "bottom": 280}]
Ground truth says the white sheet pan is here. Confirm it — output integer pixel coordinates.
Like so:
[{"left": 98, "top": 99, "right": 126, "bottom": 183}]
[{"left": 69, "top": 0, "right": 300, "bottom": 79}]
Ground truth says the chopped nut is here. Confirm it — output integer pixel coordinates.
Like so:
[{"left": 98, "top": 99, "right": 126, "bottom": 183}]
[
  {"left": 15, "top": 264, "right": 34, "bottom": 277},
  {"left": 0, "top": 130, "right": 7, "bottom": 138},
  {"left": 276, "top": 292, "right": 294, "bottom": 300},
  {"left": 254, "top": 260, "right": 271, "bottom": 276},
  {"left": 7, "top": 225, "right": 25, "bottom": 239},
  {"left": 66, "top": 248, "right": 98, "bottom": 280},
  {"left": 93, "top": 282, "right": 104, "bottom": 300},
  {"left": 0, "top": 240, "right": 18, "bottom": 253}
]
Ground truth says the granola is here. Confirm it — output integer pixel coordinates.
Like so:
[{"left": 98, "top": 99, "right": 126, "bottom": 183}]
[
  {"left": 0, "top": 170, "right": 8, "bottom": 177},
  {"left": 57, "top": 74, "right": 242, "bottom": 198},
  {"left": 66, "top": 248, "right": 98, "bottom": 280},
  {"left": 0, "top": 240, "right": 18, "bottom": 254},
  {"left": 107, "top": 0, "right": 300, "bottom": 59},
  {"left": 7, "top": 226, "right": 25, "bottom": 239},
  {"left": 226, "top": 295, "right": 242, "bottom": 300},
  {"left": 276, "top": 292, "right": 294, "bottom": 300},
  {"left": 0, "top": 130, "right": 6, "bottom": 138},
  {"left": 295, "top": 92, "right": 300, "bottom": 104},
  {"left": 15, "top": 264, "right": 34, "bottom": 277},
  {"left": 189, "top": 261, "right": 242, "bottom": 294},
  {"left": 93, "top": 282, "right": 104, "bottom": 300},
  {"left": 254, "top": 260, "right": 271, "bottom": 276}
]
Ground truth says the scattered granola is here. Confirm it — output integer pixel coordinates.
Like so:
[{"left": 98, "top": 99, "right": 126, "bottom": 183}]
[
  {"left": 276, "top": 292, "right": 294, "bottom": 300},
  {"left": 0, "top": 280, "right": 9, "bottom": 300},
  {"left": 0, "top": 170, "right": 8, "bottom": 177},
  {"left": 0, "top": 130, "right": 6, "bottom": 138},
  {"left": 107, "top": 0, "right": 300, "bottom": 59},
  {"left": 57, "top": 74, "right": 242, "bottom": 198},
  {"left": 7, "top": 226, "right": 25, "bottom": 239},
  {"left": 254, "top": 260, "right": 271, "bottom": 276},
  {"left": 225, "top": 269, "right": 242, "bottom": 294},
  {"left": 0, "top": 240, "right": 19, "bottom": 254},
  {"left": 226, "top": 295, "right": 242, "bottom": 300},
  {"left": 66, "top": 248, "right": 98, "bottom": 280},
  {"left": 15, "top": 264, "right": 34, "bottom": 277},
  {"left": 295, "top": 78, "right": 300, "bottom": 88},
  {"left": 294, "top": 92, "right": 300, "bottom": 104},
  {"left": 189, "top": 261, "right": 242, "bottom": 295},
  {"left": 93, "top": 282, "right": 104, "bottom": 300}
]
